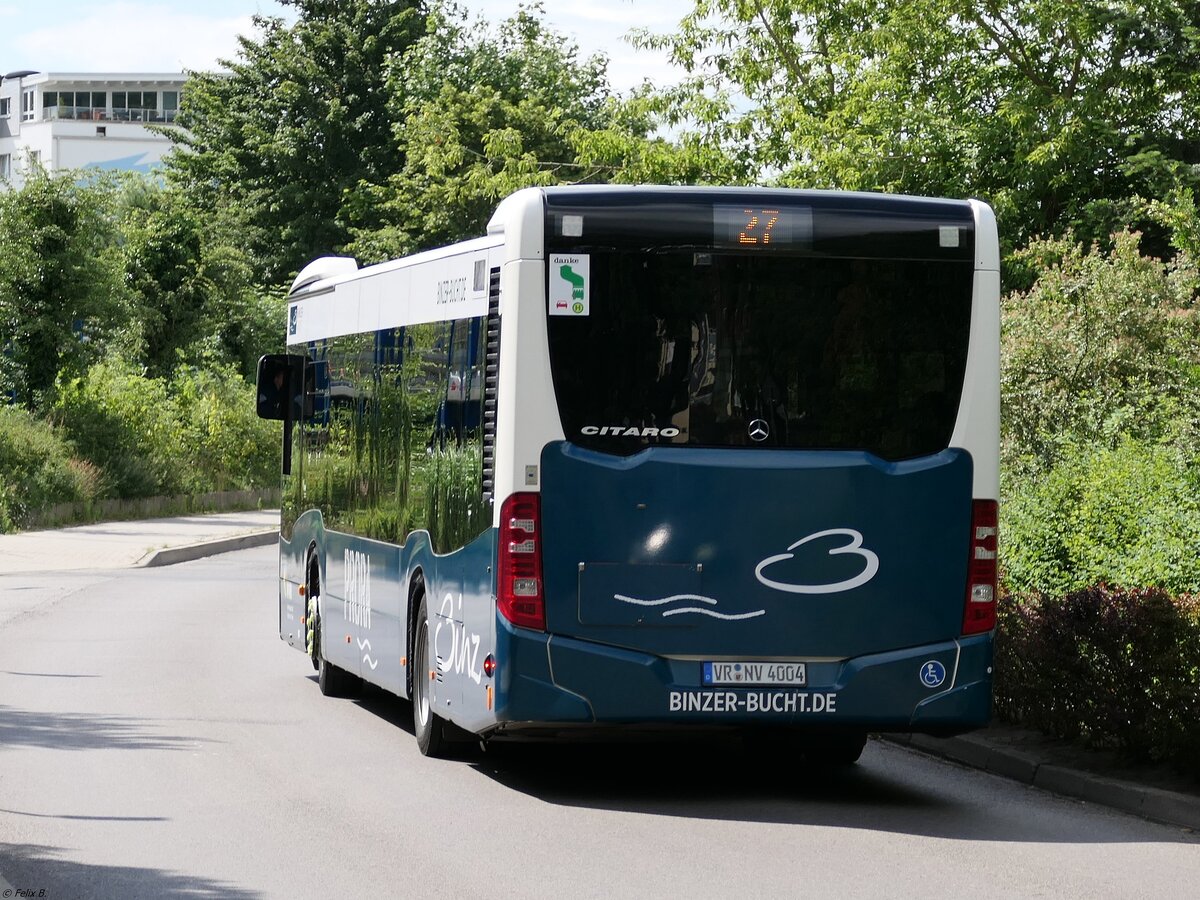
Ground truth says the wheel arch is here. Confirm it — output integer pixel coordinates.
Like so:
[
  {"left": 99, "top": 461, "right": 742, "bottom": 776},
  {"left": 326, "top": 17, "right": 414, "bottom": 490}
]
[
  {"left": 304, "top": 540, "right": 322, "bottom": 612},
  {"left": 405, "top": 567, "right": 427, "bottom": 701}
]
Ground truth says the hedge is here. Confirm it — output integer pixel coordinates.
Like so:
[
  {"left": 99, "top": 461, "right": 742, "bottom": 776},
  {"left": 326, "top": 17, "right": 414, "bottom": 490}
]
[
  {"left": 995, "top": 586, "right": 1200, "bottom": 778},
  {"left": 0, "top": 406, "right": 99, "bottom": 532}
]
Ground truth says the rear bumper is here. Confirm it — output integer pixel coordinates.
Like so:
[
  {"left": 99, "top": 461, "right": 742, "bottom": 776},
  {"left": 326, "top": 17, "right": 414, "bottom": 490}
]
[{"left": 491, "top": 622, "right": 992, "bottom": 736}]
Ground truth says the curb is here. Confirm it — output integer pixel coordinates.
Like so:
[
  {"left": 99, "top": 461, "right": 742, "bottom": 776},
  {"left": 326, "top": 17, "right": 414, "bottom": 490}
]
[
  {"left": 887, "top": 733, "right": 1200, "bottom": 831},
  {"left": 137, "top": 530, "right": 277, "bottom": 568}
]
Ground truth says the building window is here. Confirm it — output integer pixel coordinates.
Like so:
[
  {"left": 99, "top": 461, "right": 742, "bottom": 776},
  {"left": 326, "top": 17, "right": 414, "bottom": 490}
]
[
  {"left": 41, "top": 90, "right": 108, "bottom": 121},
  {"left": 163, "top": 90, "right": 179, "bottom": 123},
  {"left": 112, "top": 90, "right": 158, "bottom": 122},
  {"left": 0, "top": 97, "right": 9, "bottom": 118},
  {"left": 21, "top": 88, "right": 34, "bottom": 121},
  {"left": 0, "top": 154, "right": 10, "bottom": 181}
]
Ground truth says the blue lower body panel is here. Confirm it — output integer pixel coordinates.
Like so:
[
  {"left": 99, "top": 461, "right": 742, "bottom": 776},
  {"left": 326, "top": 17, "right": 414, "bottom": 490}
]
[{"left": 492, "top": 619, "right": 992, "bottom": 735}]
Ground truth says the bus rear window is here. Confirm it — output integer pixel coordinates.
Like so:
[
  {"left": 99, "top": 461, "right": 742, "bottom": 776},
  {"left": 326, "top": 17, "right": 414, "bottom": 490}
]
[{"left": 545, "top": 250, "right": 974, "bottom": 460}]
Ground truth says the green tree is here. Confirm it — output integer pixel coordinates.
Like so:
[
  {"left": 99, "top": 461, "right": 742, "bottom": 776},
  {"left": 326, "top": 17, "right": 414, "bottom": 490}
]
[
  {"left": 118, "top": 180, "right": 210, "bottom": 377},
  {"left": 345, "top": 2, "right": 730, "bottom": 261},
  {"left": 117, "top": 179, "right": 285, "bottom": 379},
  {"left": 639, "top": 1, "right": 1200, "bottom": 261},
  {"left": 0, "top": 169, "right": 130, "bottom": 409},
  {"left": 166, "top": 0, "right": 425, "bottom": 283}
]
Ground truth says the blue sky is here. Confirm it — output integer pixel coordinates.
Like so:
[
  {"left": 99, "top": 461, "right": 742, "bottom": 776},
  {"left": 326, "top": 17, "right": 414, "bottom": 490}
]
[{"left": 0, "top": 1, "right": 690, "bottom": 91}]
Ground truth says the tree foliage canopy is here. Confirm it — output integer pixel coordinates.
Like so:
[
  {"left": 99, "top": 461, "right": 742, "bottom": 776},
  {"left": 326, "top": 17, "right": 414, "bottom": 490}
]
[
  {"left": 0, "top": 170, "right": 130, "bottom": 408},
  {"left": 167, "top": 0, "right": 425, "bottom": 282},
  {"left": 166, "top": 0, "right": 731, "bottom": 270},
  {"left": 638, "top": 1, "right": 1200, "bottom": 260},
  {"left": 344, "top": 2, "right": 729, "bottom": 262},
  {"left": 344, "top": 3, "right": 618, "bottom": 260}
]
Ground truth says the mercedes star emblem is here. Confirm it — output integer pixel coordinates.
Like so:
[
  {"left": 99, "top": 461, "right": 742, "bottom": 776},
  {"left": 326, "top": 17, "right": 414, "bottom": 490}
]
[{"left": 748, "top": 419, "right": 770, "bottom": 442}]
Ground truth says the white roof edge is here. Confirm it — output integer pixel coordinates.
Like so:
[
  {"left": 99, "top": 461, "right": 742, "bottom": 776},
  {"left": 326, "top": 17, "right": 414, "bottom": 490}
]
[
  {"left": 290, "top": 257, "right": 358, "bottom": 295},
  {"left": 969, "top": 199, "right": 1000, "bottom": 272},
  {"left": 288, "top": 235, "right": 504, "bottom": 296},
  {"left": 535, "top": 184, "right": 978, "bottom": 204},
  {"left": 7, "top": 72, "right": 187, "bottom": 83},
  {"left": 487, "top": 187, "right": 544, "bottom": 236},
  {"left": 360, "top": 235, "right": 502, "bottom": 275}
]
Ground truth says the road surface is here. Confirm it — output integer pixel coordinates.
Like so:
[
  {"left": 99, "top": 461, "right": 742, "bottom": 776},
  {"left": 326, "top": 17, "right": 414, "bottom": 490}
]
[{"left": 1, "top": 547, "right": 1196, "bottom": 898}]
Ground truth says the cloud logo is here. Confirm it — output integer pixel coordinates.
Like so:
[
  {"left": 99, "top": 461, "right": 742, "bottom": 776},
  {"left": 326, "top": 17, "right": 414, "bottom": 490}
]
[{"left": 754, "top": 528, "right": 879, "bottom": 594}]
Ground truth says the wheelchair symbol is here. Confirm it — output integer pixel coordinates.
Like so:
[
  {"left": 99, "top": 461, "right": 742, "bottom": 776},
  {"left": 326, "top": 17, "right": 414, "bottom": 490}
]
[{"left": 920, "top": 660, "right": 946, "bottom": 688}]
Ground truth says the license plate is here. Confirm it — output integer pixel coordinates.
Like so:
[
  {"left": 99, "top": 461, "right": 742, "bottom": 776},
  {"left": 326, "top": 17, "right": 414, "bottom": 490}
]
[{"left": 702, "top": 661, "right": 807, "bottom": 686}]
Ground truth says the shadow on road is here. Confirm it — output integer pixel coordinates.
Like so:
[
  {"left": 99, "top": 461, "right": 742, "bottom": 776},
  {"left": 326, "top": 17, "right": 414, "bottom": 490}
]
[
  {"left": 464, "top": 738, "right": 1200, "bottom": 843},
  {"left": 471, "top": 737, "right": 935, "bottom": 811},
  {"left": 307, "top": 676, "right": 420, "bottom": 738},
  {"left": 295, "top": 674, "right": 1198, "bottom": 845},
  {"left": 0, "top": 671, "right": 99, "bottom": 678},
  {"left": 0, "top": 807, "right": 168, "bottom": 822},
  {"left": 0, "top": 842, "right": 260, "bottom": 899},
  {"left": 0, "top": 704, "right": 207, "bottom": 752}
]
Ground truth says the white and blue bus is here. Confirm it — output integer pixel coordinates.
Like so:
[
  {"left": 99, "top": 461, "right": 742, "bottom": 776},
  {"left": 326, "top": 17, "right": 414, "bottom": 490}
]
[{"left": 256, "top": 186, "right": 1000, "bottom": 761}]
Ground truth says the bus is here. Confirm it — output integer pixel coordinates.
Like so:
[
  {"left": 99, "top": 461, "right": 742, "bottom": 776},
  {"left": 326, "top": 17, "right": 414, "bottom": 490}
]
[{"left": 255, "top": 186, "right": 1000, "bottom": 761}]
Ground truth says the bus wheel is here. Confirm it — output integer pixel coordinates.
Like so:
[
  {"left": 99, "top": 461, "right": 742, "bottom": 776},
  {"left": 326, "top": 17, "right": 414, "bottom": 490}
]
[
  {"left": 311, "top": 576, "right": 358, "bottom": 698},
  {"left": 305, "top": 585, "right": 319, "bottom": 672},
  {"left": 413, "top": 595, "right": 448, "bottom": 757},
  {"left": 805, "top": 732, "right": 868, "bottom": 766}
]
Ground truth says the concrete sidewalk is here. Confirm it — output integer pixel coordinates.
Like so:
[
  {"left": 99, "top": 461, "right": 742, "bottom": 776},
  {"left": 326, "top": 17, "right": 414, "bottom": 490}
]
[
  {"left": 0, "top": 508, "right": 279, "bottom": 574},
  {"left": 887, "top": 731, "right": 1200, "bottom": 832},
  {"left": 1, "top": 507, "right": 1196, "bottom": 833}
]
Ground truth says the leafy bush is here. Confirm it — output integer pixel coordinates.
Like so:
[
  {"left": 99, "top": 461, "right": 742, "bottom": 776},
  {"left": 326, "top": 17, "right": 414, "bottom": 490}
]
[
  {"left": 52, "top": 356, "right": 278, "bottom": 501},
  {"left": 0, "top": 406, "right": 98, "bottom": 531},
  {"left": 1001, "top": 231, "right": 1200, "bottom": 475},
  {"left": 1003, "top": 436, "right": 1200, "bottom": 596},
  {"left": 995, "top": 587, "right": 1200, "bottom": 777},
  {"left": 53, "top": 358, "right": 184, "bottom": 498},
  {"left": 172, "top": 361, "right": 279, "bottom": 492}
]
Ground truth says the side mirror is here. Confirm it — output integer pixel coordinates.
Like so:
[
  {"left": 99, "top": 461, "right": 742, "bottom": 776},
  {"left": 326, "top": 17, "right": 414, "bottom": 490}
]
[{"left": 256, "top": 354, "right": 307, "bottom": 421}]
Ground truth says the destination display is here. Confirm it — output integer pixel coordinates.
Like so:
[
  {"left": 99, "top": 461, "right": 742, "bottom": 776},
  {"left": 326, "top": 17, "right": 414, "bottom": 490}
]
[{"left": 712, "top": 204, "right": 813, "bottom": 249}]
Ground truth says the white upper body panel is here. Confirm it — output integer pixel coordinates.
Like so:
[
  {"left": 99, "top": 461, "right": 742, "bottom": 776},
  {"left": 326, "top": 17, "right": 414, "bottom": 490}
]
[{"left": 286, "top": 236, "right": 505, "bottom": 345}]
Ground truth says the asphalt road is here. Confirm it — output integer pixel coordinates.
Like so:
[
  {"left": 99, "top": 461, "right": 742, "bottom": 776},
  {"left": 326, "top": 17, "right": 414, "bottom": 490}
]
[{"left": 1, "top": 547, "right": 1197, "bottom": 899}]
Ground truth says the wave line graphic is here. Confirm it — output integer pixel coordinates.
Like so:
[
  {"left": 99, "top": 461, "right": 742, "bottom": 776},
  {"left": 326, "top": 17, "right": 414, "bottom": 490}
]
[
  {"left": 612, "top": 592, "right": 764, "bottom": 622},
  {"left": 357, "top": 637, "right": 378, "bottom": 670},
  {"left": 661, "top": 606, "right": 766, "bottom": 621},
  {"left": 613, "top": 593, "right": 718, "bottom": 607}
]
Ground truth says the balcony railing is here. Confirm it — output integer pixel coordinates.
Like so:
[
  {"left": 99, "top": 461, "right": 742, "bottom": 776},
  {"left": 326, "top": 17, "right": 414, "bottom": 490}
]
[{"left": 42, "top": 106, "right": 178, "bottom": 124}]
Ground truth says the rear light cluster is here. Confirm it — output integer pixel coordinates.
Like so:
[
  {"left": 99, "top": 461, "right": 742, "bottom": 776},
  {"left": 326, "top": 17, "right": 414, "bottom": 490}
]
[
  {"left": 498, "top": 492, "right": 546, "bottom": 631},
  {"left": 962, "top": 499, "right": 999, "bottom": 635}
]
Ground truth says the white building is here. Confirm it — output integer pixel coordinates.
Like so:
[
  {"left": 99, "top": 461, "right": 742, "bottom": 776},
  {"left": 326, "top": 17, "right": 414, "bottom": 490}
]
[{"left": 0, "top": 71, "right": 186, "bottom": 188}]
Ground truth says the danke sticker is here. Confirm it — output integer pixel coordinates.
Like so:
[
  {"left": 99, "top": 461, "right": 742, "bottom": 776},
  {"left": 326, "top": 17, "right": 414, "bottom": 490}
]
[{"left": 550, "top": 253, "right": 590, "bottom": 316}]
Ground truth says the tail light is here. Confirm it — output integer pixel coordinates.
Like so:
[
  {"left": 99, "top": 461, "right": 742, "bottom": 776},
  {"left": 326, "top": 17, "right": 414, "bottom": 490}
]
[
  {"left": 498, "top": 492, "right": 545, "bottom": 631},
  {"left": 962, "top": 499, "right": 998, "bottom": 635}
]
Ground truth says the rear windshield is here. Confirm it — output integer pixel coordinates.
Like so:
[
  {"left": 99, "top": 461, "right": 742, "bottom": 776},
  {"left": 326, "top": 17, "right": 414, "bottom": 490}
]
[{"left": 544, "top": 194, "right": 975, "bottom": 461}]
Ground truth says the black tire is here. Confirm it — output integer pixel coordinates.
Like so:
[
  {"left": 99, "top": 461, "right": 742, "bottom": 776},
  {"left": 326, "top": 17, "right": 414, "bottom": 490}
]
[
  {"left": 412, "top": 594, "right": 448, "bottom": 757},
  {"left": 804, "top": 732, "right": 868, "bottom": 766},
  {"left": 310, "top": 565, "right": 358, "bottom": 698}
]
